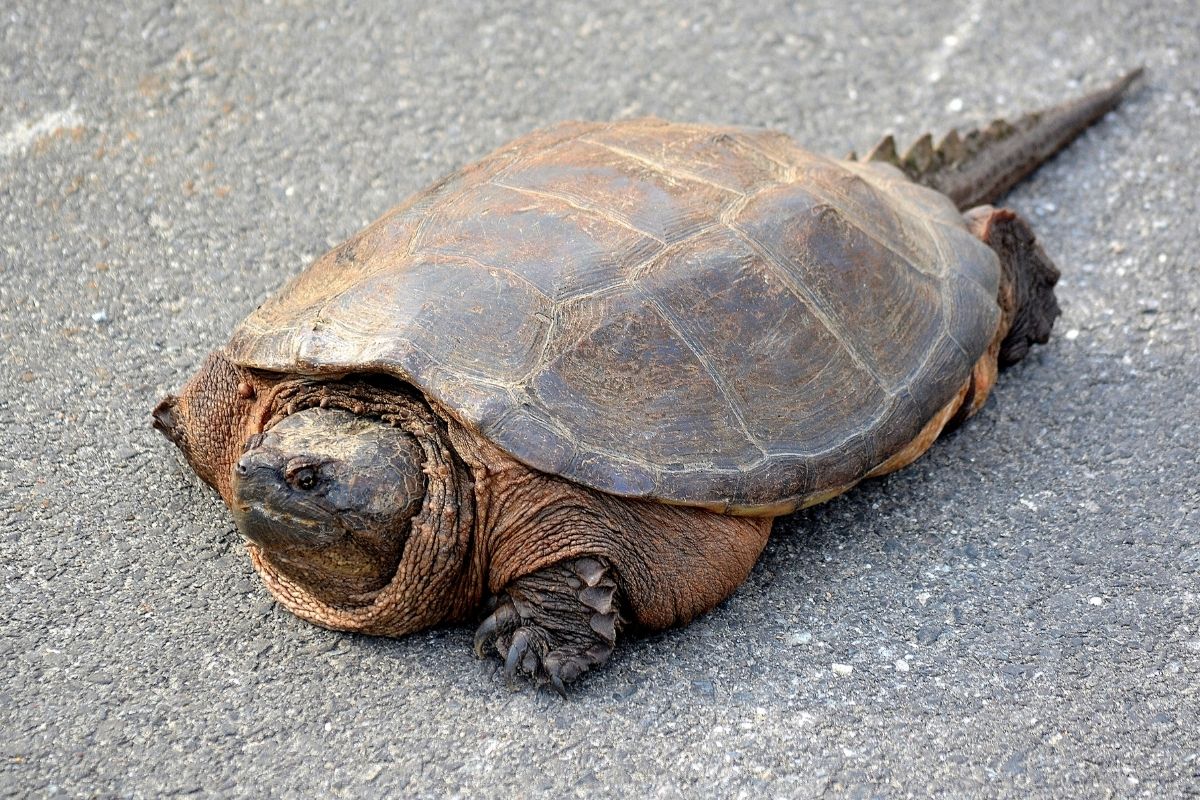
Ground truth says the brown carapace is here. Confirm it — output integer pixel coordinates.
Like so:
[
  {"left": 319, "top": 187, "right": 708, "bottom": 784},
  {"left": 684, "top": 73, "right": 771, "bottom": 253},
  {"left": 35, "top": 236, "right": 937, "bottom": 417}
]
[{"left": 154, "top": 70, "right": 1141, "bottom": 693}]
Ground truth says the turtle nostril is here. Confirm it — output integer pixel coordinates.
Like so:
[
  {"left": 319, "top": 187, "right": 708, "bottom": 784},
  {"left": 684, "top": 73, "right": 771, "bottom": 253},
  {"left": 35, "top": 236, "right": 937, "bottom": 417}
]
[{"left": 235, "top": 454, "right": 252, "bottom": 476}]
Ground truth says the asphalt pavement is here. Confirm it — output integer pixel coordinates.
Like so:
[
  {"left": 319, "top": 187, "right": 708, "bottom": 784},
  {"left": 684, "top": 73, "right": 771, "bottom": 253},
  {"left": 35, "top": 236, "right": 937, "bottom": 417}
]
[{"left": 2, "top": 1, "right": 1197, "bottom": 797}]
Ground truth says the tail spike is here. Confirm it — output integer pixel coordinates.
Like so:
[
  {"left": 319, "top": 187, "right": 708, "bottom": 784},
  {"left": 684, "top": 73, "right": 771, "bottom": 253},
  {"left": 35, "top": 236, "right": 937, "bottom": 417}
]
[
  {"left": 984, "top": 118, "right": 1017, "bottom": 140},
  {"left": 864, "top": 134, "right": 899, "bottom": 165},
  {"left": 903, "top": 133, "right": 935, "bottom": 173},
  {"left": 937, "top": 129, "right": 965, "bottom": 165},
  {"left": 850, "top": 68, "right": 1144, "bottom": 209}
]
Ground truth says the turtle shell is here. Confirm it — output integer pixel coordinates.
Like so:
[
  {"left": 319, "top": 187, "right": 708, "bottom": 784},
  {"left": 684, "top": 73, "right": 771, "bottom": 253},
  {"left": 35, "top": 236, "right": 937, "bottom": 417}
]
[{"left": 226, "top": 119, "right": 1001, "bottom": 514}]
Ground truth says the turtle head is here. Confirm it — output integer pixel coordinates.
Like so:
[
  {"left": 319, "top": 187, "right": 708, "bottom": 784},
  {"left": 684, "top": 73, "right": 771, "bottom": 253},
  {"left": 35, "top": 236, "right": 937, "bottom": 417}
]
[{"left": 231, "top": 407, "right": 426, "bottom": 603}]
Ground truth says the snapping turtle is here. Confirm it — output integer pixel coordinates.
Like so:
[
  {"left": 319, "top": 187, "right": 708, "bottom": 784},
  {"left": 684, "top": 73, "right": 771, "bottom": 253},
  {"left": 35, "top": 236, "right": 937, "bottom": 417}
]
[{"left": 154, "top": 71, "right": 1140, "bottom": 691}]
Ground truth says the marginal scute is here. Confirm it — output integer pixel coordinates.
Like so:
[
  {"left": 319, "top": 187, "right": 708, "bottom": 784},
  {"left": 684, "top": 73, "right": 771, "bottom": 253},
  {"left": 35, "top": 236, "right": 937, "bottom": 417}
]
[
  {"left": 484, "top": 407, "right": 576, "bottom": 476},
  {"left": 292, "top": 254, "right": 553, "bottom": 384},
  {"left": 225, "top": 118, "right": 1003, "bottom": 513}
]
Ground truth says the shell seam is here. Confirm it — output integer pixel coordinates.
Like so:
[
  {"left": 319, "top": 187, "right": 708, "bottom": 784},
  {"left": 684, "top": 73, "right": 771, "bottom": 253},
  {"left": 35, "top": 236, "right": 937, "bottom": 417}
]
[
  {"left": 578, "top": 137, "right": 749, "bottom": 197},
  {"left": 725, "top": 222, "right": 891, "bottom": 394},
  {"left": 492, "top": 179, "right": 668, "bottom": 246},
  {"left": 633, "top": 286, "right": 766, "bottom": 460}
]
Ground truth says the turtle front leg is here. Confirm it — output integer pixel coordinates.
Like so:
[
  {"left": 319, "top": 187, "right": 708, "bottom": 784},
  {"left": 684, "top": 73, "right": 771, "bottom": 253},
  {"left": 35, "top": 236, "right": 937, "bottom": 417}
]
[
  {"left": 452, "top": 428, "right": 772, "bottom": 692},
  {"left": 474, "top": 557, "right": 623, "bottom": 694}
]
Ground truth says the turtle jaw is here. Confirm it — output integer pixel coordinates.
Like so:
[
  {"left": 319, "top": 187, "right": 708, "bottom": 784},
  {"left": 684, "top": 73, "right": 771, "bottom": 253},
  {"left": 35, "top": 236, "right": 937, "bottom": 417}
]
[
  {"left": 230, "top": 451, "right": 344, "bottom": 551},
  {"left": 230, "top": 453, "right": 388, "bottom": 600},
  {"left": 231, "top": 489, "right": 340, "bottom": 553}
]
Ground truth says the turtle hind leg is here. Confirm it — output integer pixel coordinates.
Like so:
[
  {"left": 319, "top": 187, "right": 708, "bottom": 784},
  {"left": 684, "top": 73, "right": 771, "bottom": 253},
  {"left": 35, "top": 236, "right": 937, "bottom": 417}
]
[
  {"left": 474, "top": 557, "right": 623, "bottom": 695},
  {"left": 965, "top": 207, "right": 1062, "bottom": 368}
]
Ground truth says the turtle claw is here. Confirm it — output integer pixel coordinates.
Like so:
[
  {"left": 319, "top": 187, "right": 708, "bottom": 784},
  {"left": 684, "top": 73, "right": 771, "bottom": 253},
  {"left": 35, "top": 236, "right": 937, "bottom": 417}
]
[
  {"left": 473, "top": 598, "right": 519, "bottom": 657},
  {"left": 503, "top": 629, "right": 530, "bottom": 689},
  {"left": 495, "top": 625, "right": 609, "bottom": 696},
  {"left": 471, "top": 557, "right": 624, "bottom": 694}
]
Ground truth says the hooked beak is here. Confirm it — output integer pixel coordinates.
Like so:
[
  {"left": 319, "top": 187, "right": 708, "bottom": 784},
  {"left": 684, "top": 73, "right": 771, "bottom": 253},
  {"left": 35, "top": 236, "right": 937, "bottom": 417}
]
[{"left": 231, "top": 449, "right": 339, "bottom": 550}]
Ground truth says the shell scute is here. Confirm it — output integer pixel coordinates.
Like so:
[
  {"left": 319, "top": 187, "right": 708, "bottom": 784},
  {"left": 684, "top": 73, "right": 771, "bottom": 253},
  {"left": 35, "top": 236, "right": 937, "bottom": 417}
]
[
  {"left": 581, "top": 121, "right": 793, "bottom": 195},
  {"left": 636, "top": 225, "right": 886, "bottom": 450},
  {"left": 527, "top": 291, "right": 751, "bottom": 468},
  {"left": 411, "top": 182, "right": 660, "bottom": 300},
  {"left": 495, "top": 139, "right": 736, "bottom": 244}
]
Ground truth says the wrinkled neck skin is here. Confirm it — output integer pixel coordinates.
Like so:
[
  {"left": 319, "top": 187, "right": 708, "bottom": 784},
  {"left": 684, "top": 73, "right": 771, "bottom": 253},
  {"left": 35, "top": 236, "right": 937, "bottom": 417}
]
[{"left": 161, "top": 354, "right": 486, "bottom": 637}]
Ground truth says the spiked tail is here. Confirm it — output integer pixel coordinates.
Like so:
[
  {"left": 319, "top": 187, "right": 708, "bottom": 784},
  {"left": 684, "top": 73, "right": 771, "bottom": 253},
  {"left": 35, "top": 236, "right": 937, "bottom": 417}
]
[{"left": 852, "top": 68, "right": 1144, "bottom": 210}]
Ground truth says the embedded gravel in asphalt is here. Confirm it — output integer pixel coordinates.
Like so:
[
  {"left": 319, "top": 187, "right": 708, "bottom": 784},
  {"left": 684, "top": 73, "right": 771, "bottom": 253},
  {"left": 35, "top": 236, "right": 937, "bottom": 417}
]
[{"left": 2, "top": 1, "right": 1197, "bottom": 797}]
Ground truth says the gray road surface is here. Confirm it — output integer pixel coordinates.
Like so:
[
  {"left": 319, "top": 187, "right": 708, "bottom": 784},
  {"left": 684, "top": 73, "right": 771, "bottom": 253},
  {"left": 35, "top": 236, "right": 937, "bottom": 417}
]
[{"left": 2, "top": 1, "right": 1198, "bottom": 797}]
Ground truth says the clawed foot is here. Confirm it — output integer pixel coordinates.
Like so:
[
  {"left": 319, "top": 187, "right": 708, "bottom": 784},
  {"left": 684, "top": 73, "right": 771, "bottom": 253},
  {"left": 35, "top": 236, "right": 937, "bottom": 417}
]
[{"left": 473, "top": 557, "right": 622, "bottom": 696}]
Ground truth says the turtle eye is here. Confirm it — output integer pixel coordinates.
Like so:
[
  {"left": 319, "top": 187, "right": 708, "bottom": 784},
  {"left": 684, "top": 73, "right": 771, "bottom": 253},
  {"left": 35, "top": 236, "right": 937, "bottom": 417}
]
[{"left": 290, "top": 465, "right": 318, "bottom": 491}]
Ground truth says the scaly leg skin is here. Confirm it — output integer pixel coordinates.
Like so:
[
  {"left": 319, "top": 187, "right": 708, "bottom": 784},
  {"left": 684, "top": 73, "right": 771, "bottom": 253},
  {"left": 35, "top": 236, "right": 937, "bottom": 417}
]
[{"left": 474, "top": 557, "right": 622, "bottom": 696}]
